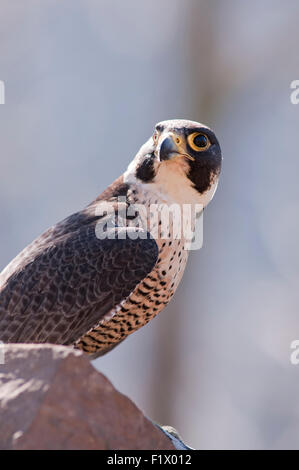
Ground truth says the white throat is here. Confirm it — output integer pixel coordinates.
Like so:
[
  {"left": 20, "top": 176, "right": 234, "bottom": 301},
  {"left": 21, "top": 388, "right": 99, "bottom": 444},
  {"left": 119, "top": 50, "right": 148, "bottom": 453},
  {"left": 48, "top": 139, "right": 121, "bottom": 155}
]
[{"left": 124, "top": 157, "right": 218, "bottom": 207}]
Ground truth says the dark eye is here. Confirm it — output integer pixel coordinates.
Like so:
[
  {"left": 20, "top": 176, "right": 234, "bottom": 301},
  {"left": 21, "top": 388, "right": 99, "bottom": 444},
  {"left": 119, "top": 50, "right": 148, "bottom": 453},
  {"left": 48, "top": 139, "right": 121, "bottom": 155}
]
[
  {"left": 188, "top": 132, "right": 210, "bottom": 151},
  {"left": 194, "top": 134, "right": 208, "bottom": 148}
]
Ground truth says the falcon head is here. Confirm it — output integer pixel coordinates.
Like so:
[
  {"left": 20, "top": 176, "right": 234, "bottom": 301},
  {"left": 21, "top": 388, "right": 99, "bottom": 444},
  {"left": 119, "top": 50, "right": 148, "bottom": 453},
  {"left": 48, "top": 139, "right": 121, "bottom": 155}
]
[{"left": 124, "top": 119, "right": 222, "bottom": 206}]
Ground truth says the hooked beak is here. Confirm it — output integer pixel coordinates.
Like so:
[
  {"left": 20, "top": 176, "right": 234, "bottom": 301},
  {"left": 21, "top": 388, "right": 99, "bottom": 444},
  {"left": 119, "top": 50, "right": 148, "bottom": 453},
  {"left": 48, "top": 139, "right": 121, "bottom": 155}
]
[
  {"left": 158, "top": 135, "right": 195, "bottom": 162},
  {"left": 159, "top": 136, "right": 178, "bottom": 161}
]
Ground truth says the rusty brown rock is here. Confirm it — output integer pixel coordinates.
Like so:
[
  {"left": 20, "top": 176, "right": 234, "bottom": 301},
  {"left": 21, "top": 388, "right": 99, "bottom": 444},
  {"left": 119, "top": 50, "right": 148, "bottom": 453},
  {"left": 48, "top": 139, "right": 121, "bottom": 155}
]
[{"left": 0, "top": 344, "right": 174, "bottom": 450}]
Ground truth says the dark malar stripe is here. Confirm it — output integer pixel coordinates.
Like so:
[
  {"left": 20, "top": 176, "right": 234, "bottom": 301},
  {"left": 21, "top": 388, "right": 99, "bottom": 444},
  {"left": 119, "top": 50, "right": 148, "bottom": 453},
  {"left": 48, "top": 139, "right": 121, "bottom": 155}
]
[{"left": 135, "top": 154, "right": 156, "bottom": 182}]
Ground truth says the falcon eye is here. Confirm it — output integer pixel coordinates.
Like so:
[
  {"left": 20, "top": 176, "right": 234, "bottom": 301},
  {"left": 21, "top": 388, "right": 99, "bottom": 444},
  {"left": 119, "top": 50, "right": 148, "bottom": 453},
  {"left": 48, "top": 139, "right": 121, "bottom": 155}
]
[
  {"left": 153, "top": 132, "right": 159, "bottom": 143},
  {"left": 188, "top": 132, "right": 210, "bottom": 152}
]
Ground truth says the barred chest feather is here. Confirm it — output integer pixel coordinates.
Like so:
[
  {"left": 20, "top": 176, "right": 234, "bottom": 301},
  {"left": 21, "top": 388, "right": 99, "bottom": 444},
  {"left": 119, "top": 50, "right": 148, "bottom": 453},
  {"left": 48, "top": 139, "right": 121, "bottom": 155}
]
[{"left": 76, "top": 183, "right": 195, "bottom": 356}]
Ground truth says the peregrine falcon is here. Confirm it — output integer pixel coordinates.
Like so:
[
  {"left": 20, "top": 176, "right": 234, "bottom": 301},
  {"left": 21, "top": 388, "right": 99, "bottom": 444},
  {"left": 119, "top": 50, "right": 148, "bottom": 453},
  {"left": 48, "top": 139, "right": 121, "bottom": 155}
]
[{"left": 0, "top": 119, "right": 222, "bottom": 357}]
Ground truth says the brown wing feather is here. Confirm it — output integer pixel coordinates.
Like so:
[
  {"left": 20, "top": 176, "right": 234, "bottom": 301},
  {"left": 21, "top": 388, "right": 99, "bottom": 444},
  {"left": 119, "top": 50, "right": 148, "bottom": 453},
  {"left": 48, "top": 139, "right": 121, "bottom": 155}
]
[{"left": 0, "top": 183, "right": 158, "bottom": 346}]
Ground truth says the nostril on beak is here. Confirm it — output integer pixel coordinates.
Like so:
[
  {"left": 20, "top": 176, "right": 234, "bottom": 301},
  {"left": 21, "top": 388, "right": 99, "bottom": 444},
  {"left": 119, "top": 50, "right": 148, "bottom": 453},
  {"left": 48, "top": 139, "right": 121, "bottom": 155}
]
[{"left": 159, "top": 136, "right": 178, "bottom": 161}]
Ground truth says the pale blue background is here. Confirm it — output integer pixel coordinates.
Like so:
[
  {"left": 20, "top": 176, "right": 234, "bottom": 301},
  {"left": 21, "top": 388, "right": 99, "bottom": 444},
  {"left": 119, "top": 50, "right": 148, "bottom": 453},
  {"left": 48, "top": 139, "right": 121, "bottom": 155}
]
[{"left": 1, "top": 0, "right": 299, "bottom": 449}]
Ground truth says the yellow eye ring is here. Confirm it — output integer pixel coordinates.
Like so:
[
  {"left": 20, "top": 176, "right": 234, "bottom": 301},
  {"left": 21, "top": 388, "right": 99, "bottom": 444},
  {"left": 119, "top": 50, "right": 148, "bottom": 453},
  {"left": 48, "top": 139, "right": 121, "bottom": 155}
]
[{"left": 187, "top": 132, "right": 210, "bottom": 152}]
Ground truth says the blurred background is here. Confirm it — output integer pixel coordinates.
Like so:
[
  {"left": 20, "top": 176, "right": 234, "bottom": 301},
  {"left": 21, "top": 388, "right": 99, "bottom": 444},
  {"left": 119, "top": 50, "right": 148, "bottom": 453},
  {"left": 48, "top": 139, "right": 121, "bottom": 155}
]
[{"left": 1, "top": 0, "right": 299, "bottom": 450}]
